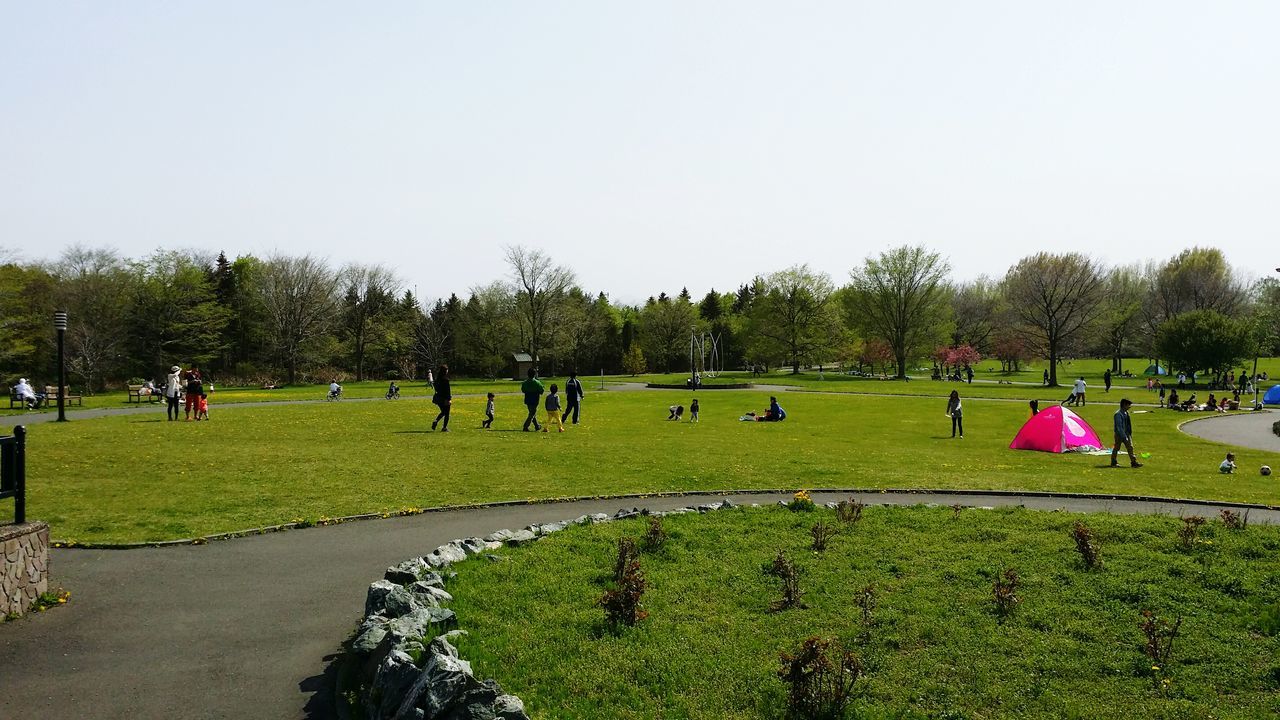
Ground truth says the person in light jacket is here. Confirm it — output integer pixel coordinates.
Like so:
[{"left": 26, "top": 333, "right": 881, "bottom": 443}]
[{"left": 165, "top": 365, "right": 182, "bottom": 421}]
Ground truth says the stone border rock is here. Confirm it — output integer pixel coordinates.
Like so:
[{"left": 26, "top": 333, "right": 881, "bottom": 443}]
[{"left": 340, "top": 499, "right": 748, "bottom": 720}]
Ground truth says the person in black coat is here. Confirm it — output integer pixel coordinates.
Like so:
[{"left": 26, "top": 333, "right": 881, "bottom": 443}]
[
  {"left": 431, "top": 364, "right": 452, "bottom": 432},
  {"left": 562, "top": 372, "right": 584, "bottom": 424}
]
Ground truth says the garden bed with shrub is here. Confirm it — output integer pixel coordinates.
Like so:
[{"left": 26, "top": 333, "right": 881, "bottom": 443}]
[{"left": 435, "top": 503, "right": 1280, "bottom": 719}]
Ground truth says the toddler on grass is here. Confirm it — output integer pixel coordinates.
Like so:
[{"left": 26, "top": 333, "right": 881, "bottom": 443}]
[
  {"left": 1219, "top": 452, "right": 1236, "bottom": 474},
  {"left": 544, "top": 385, "right": 564, "bottom": 433},
  {"left": 690, "top": 398, "right": 699, "bottom": 423},
  {"left": 482, "top": 392, "right": 495, "bottom": 429}
]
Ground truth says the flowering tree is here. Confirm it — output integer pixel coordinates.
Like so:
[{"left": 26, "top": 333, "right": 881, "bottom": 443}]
[
  {"left": 859, "top": 339, "right": 895, "bottom": 375},
  {"left": 992, "top": 333, "right": 1031, "bottom": 373},
  {"left": 947, "top": 344, "right": 982, "bottom": 369}
]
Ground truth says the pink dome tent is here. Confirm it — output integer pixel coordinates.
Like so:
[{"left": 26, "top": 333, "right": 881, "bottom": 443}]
[{"left": 1009, "top": 405, "right": 1103, "bottom": 453}]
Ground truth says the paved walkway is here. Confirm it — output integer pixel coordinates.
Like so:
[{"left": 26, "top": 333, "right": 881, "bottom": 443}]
[
  {"left": 3, "top": 490, "right": 1277, "bottom": 720},
  {"left": 1180, "top": 410, "right": 1280, "bottom": 453}
]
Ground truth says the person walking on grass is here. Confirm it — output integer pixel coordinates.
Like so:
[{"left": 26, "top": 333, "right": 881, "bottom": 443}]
[
  {"left": 1104, "top": 368, "right": 1112, "bottom": 393},
  {"left": 1111, "top": 398, "right": 1143, "bottom": 468},
  {"left": 431, "top": 364, "right": 452, "bottom": 432},
  {"left": 543, "top": 384, "right": 564, "bottom": 432},
  {"left": 946, "top": 389, "right": 963, "bottom": 439},
  {"left": 482, "top": 392, "right": 495, "bottom": 429},
  {"left": 521, "top": 367, "right": 544, "bottom": 431},
  {"left": 1043, "top": 369, "right": 1049, "bottom": 386},
  {"left": 562, "top": 372, "right": 584, "bottom": 425}
]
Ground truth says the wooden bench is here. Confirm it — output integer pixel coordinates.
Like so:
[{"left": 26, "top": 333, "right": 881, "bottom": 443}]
[
  {"left": 7, "top": 388, "right": 26, "bottom": 409},
  {"left": 127, "top": 384, "right": 161, "bottom": 404},
  {"left": 44, "top": 385, "right": 83, "bottom": 407}
]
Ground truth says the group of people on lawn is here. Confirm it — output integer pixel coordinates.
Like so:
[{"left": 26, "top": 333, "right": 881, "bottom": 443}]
[
  {"left": 424, "top": 366, "right": 786, "bottom": 432},
  {"left": 161, "top": 365, "right": 209, "bottom": 421}
]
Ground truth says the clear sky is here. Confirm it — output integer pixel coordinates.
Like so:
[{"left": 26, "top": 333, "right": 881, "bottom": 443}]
[{"left": 2, "top": 2, "right": 1277, "bottom": 305}]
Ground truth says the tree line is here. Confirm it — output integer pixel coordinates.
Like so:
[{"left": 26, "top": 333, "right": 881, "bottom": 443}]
[{"left": 0, "top": 244, "right": 1276, "bottom": 391}]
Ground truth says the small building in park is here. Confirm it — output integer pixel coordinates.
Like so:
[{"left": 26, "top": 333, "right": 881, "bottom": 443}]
[{"left": 510, "top": 353, "right": 539, "bottom": 380}]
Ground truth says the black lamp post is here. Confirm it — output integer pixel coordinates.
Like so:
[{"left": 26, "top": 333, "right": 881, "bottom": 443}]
[{"left": 54, "top": 311, "right": 68, "bottom": 422}]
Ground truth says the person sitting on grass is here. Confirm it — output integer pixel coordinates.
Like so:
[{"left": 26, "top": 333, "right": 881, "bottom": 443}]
[
  {"left": 1219, "top": 452, "right": 1237, "bottom": 474},
  {"left": 744, "top": 396, "right": 786, "bottom": 422},
  {"left": 667, "top": 404, "right": 684, "bottom": 421},
  {"left": 1181, "top": 393, "right": 1197, "bottom": 411}
]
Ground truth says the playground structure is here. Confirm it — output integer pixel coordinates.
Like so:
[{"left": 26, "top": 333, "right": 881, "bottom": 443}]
[{"left": 690, "top": 330, "right": 722, "bottom": 380}]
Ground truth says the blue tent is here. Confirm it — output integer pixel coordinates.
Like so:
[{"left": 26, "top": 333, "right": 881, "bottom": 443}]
[
  {"left": 1143, "top": 364, "right": 1167, "bottom": 376},
  {"left": 1264, "top": 385, "right": 1280, "bottom": 405}
]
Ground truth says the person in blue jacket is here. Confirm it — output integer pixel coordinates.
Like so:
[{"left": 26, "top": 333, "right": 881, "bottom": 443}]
[{"left": 1110, "top": 398, "right": 1143, "bottom": 468}]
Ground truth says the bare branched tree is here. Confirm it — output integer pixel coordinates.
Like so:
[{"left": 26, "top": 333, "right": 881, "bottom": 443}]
[
  {"left": 505, "top": 245, "right": 574, "bottom": 367},
  {"left": 1003, "top": 253, "right": 1105, "bottom": 386},
  {"left": 258, "top": 255, "right": 338, "bottom": 384},
  {"left": 340, "top": 264, "right": 402, "bottom": 380},
  {"left": 54, "top": 246, "right": 131, "bottom": 392}
]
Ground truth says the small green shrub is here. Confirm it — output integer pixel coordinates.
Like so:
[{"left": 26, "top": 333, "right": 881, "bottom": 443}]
[{"left": 1256, "top": 603, "right": 1280, "bottom": 636}]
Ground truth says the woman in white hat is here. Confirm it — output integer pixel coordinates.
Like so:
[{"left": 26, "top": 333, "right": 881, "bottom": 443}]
[{"left": 165, "top": 365, "right": 182, "bottom": 421}]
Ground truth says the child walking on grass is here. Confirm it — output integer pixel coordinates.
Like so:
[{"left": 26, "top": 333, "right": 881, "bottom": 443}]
[
  {"left": 196, "top": 392, "right": 209, "bottom": 421},
  {"left": 544, "top": 384, "right": 564, "bottom": 433},
  {"left": 690, "top": 398, "right": 699, "bottom": 422},
  {"left": 482, "top": 392, "right": 495, "bottom": 429}
]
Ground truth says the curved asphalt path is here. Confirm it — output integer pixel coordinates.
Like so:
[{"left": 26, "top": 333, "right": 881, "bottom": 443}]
[
  {"left": 3, "top": 490, "right": 1279, "bottom": 720},
  {"left": 1180, "top": 410, "right": 1280, "bottom": 453}
]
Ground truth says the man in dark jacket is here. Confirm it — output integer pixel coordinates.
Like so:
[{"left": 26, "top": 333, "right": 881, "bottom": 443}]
[
  {"left": 1110, "top": 398, "right": 1142, "bottom": 468},
  {"left": 521, "top": 368, "right": 544, "bottom": 432},
  {"left": 562, "top": 372, "right": 584, "bottom": 424}
]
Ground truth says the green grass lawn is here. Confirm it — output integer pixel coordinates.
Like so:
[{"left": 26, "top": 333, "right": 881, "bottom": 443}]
[
  {"left": 446, "top": 505, "right": 1280, "bottom": 719},
  {"left": 7, "top": 389, "right": 1278, "bottom": 544}
]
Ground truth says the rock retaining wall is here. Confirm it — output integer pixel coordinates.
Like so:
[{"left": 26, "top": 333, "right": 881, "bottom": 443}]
[
  {"left": 1, "top": 521, "right": 49, "bottom": 617},
  {"left": 344, "top": 499, "right": 745, "bottom": 719}
]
